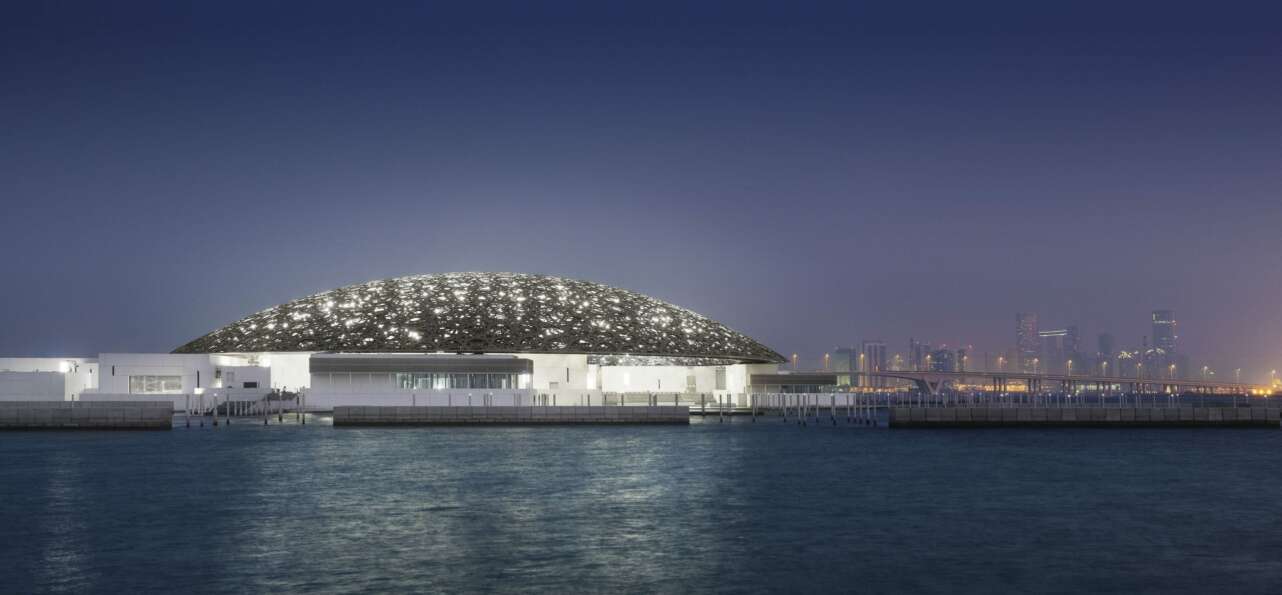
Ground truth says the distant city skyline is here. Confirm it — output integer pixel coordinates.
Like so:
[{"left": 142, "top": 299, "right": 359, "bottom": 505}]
[{"left": 822, "top": 306, "right": 1274, "bottom": 383}]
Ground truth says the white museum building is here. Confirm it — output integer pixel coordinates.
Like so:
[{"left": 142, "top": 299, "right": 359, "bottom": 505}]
[{"left": 0, "top": 273, "right": 811, "bottom": 410}]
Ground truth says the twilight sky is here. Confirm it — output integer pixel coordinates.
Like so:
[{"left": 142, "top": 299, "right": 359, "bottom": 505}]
[{"left": 2, "top": 2, "right": 1280, "bottom": 380}]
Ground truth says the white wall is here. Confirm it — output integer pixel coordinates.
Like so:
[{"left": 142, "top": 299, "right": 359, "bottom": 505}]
[
  {"left": 96, "top": 353, "right": 214, "bottom": 395},
  {"left": 0, "top": 358, "right": 99, "bottom": 400},
  {"left": 211, "top": 352, "right": 310, "bottom": 391},
  {"left": 599, "top": 365, "right": 707, "bottom": 393},
  {"left": 262, "top": 352, "right": 311, "bottom": 390},
  {"left": 0, "top": 371, "right": 66, "bottom": 401},
  {"left": 304, "top": 389, "right": 537, "bottom": 410},
  {"left": 522, "top": 353, "right": 590, "bottom": 390}
]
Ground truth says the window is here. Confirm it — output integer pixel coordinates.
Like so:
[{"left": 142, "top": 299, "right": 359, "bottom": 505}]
[
  {"left": 243, "top": 382, "right": 258, "bottom": 389},
  {"left": 395, "top": 371, "right": 515, "bottom": 390},
  {"left": 129, "top": 375, "right": 183, "bottom": 394},
  {"left": 715, "top": 366, "right": 727, "bottom": 391}
]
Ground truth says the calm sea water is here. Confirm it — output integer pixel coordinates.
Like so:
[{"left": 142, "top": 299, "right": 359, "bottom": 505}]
[{"left": 2, "top": 417, "right": 1280, "bottom": 594}]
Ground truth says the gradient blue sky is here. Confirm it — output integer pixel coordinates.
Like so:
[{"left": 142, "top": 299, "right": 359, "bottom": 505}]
[{"left": 2, "top": 2, "right": 1280, "bottom": 380}]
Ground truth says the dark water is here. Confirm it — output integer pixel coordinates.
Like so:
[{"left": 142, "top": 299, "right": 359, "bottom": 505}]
[{"left": 2, "top": 418, "right": 1280, "bottom": 594}]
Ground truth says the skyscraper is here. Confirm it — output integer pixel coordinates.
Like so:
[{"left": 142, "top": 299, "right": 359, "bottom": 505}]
[
  {"left": 909, "top": 338, "right": 932, "bottom": 371},
  {"left": 1097, "top": 333, "right": 1115, "bottom": 360},
  {"left": 928, "top": 348, "right": 956, "bottom": 372},
  {"left": 1096, "top": 333, "right": 1115, "bottom": 375},
  {"left": 1152, "top": 310, "right": 1177, "bottom": 354},
  {"left": 1016, "top": 313, "right": 1039, "bottom": 373},
  {"left": 860, "top": 340, "right": 888, "bottom": 388}
]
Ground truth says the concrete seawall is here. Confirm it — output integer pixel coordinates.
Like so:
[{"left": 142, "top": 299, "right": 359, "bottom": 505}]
[
  {"left": 890, "top": 406, "right": 1282, "bottom": 428},
  {"left": 334, "top": 405, "right": 689, "bottom": 426},
  {"left": 0, "top": 401, "right": 173, "bottom": 430}
]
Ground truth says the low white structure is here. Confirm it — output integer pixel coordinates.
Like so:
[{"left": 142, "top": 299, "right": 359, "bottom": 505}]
[{"left": 0, "top": 273, "right": 788, "bottom": 409}]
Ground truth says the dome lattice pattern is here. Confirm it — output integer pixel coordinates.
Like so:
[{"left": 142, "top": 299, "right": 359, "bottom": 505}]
[{"left": 174, "top": 273, "right": 784, "bottom": 364}]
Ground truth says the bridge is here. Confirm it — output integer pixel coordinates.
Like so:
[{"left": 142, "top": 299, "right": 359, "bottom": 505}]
[{"left": 854, "top": 370, "right": 1271, "bottom": 396}]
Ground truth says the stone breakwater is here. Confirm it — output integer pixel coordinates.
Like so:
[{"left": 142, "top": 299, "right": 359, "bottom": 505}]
[
  {"left": 890, "top": 406, "right": 1282, "bottom": 428},
  {"left": 0, "top": 401, "right": 173, "bottom": 430},
  {"left": 334, "top": 405, "right": 689, "bottom": 425}
]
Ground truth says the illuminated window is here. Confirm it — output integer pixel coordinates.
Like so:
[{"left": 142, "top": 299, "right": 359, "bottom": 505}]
[{"left": 129, "top": 375, "right": 183, "bottom": 394}]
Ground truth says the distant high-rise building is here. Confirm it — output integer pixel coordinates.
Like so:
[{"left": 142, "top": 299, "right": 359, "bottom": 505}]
[
  {"left": 928, "top": 348, "right": 956, "bottom": 372},
  {"left": 832, "top": 347, "right": 857, "bottom": 386},
  {"left": 1016, "top": 313, "right": 1039, "bottom": 372},
  {"left": 860, "top": 340, "right": 888, "bottom": 388},
  {"left": 1038, "top": 328, "right": 1074, "bottom": 374},
  {"left": 1152, "top": 310, "right": 1177, "bottom": 354},
  {"left": 1063, "top": 325, "right": 1080, "bottom": 356},
  {"left": 1097, "top": 333, "right": 1115, "bottom": 359},
  {"left": 832, "top": 347, "right": 857, "bottom": 374},
  {"left": 909, "top": 338, "right": 932, "bottom": 371},
  {"left": 956, "top": 347, "right": 969, "bottom": 372},
  {"left": 1096, "top": 333, "right": 1115, "bottom": 375}
]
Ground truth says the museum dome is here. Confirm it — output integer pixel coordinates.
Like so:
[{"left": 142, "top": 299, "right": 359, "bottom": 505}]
[{"left": 173, "top": 272, "right": 785, "bottom": 364}]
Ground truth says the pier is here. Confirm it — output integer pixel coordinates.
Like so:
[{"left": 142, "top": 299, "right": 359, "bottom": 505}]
[
  {"left": 333, "top": 405, "right": 689, "bottom": 425},
  {"left": 889, "top": 405, "right": 1282, "bottom": 427}
]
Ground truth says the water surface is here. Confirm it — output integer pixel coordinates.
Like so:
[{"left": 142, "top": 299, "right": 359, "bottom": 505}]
[{"left": 2, "top": 418, "right": 1280, "bottom": 593}]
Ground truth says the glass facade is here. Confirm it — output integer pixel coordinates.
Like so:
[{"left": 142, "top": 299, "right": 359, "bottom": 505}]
[
  {"left": 396, "top": 372, "right": 520, "bottom": 390},
  {"left": 129, "top": 375, "right": 183, "bottom": 394}
]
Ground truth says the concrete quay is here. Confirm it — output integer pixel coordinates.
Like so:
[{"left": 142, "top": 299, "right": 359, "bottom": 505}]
[
  {"left": 0, "top": 401, "right": 173, "bottom": 430},
  {"left": 890, "top": 406, "right": 1282, "bottom": 428},
  {"left": 334, "top": 405, "right": 689, "bottom": 426}
]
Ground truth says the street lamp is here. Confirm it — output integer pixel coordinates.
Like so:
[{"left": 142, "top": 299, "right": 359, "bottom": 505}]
[
  {"left": 1033, "top": 358, "right": 1040, "bottom": 375},
  {"left": 1168, "top": 363, "right": 1176, "bottom": 380},
  {"left": 1235, "top": 368, "right": 1242, "bottom": 383},
  {"left": 791, "top": 353, "right": 798, "bottom": 370}
]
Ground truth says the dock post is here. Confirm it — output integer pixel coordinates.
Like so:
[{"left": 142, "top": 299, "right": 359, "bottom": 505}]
[{"left": 185, "top": 394, "right": 191, "bottom": 428}]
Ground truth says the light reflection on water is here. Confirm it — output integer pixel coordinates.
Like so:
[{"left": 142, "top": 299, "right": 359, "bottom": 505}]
[{"left": 2, "top": 420, "right": 1281, "bottom": 593}]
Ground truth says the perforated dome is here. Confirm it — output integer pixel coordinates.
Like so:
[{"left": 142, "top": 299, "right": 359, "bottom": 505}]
[{"left": 173, "top": 272, "right": 784, "bottom": 364}]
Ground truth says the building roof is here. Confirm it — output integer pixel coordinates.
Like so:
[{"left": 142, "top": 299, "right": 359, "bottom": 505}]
[{"left": 173, "top": 272, "right": 785, "bottom": 364}]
